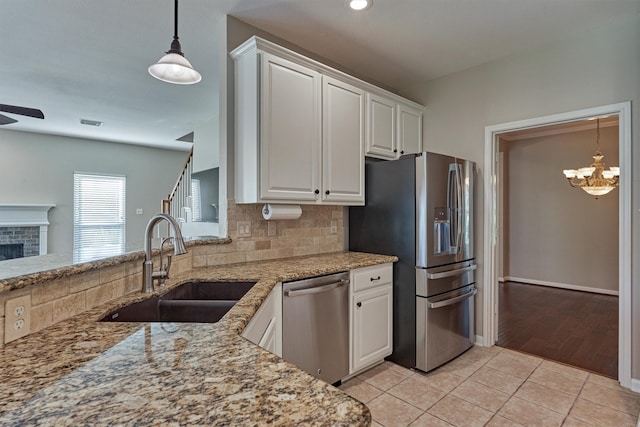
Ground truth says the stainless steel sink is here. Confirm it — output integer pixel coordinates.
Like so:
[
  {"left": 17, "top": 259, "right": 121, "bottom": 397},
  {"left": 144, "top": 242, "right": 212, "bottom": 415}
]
[{"left": 101, "top": 281, "right": 256, "bottom": 323}]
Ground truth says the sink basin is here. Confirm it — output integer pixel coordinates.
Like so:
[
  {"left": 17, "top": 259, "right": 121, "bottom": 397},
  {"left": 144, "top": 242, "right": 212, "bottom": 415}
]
[
  {"left": 101, "top": 281, "right": 256, "bottom": 323},
  {"left": 161, "top": 281, "right": 255, "bottom": 301}
]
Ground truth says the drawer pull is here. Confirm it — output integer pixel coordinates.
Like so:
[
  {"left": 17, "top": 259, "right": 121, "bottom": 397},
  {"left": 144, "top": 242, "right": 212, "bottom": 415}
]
[
  {"left": 370, "top": 276, "right": 381, "bottom": 281},
  {"left": 426, "top": 264, "right": 477, "bottom": 280},
  {"left": 357, "top": 302, "right": 362, "bottom": 308},
  {"left": 428, "top": 288, "right": 477, "bottom": 309}
]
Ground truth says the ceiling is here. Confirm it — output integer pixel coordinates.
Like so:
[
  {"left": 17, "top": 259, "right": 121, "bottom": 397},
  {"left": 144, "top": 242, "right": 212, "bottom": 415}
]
[{"left": 1, "top": 0, "right": 638, "bottom": 150}]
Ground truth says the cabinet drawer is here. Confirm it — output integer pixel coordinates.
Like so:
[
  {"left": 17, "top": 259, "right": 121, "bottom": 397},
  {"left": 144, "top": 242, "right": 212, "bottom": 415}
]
[{"left": 351, "top": 263, "right": 393, "bottom": 293}]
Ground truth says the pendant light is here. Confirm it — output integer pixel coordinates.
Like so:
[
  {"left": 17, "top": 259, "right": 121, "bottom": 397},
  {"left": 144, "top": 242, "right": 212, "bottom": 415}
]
[{"left": 148, "top": 0, "right": 201, "bottom": 85}]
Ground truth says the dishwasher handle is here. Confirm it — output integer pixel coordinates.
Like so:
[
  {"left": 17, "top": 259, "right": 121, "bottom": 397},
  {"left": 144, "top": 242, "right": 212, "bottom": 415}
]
[
  {"left": 284, "top": 279, "right": 350, "bottom": 297},
  {"left": 426, "top": 264, "right": 477, "bottom": 280},
  {"left": 428, "top": 288, "right": 477, "bottom": 309}
]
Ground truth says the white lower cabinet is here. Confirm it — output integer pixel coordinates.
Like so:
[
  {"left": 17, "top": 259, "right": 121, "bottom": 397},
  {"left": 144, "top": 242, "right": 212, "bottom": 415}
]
[
  {"left": 241, "top": 264, "right": 393, "bottom": 379},
  {"left": 241, "top": 282, "right": 282, "bottom": 357},
  {"left": 349, "top": 264, "right": 393, "bottom": 375}
]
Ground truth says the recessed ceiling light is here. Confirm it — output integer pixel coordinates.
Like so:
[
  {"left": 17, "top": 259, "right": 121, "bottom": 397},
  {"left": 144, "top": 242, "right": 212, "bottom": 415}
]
[
  {"left": 348, "top": 0, "right": 372, "bottom": 11},
  {"left": 80, "top": 119, "right": 103, "bottom": 127}
]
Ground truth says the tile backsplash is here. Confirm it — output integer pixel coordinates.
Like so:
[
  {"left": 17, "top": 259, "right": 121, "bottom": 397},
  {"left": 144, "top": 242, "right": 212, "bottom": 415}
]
[
  {"left": 0, "top": 202, "right": 345, "bottom": 345},
  {"left": 193, "top": 201, "right": 344, "bottom": 267}
]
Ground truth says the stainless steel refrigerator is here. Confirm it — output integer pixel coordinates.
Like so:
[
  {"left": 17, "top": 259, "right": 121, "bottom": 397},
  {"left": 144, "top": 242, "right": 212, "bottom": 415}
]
[{"left": 349, "top": 152, "right": 476, "bottom": 372}]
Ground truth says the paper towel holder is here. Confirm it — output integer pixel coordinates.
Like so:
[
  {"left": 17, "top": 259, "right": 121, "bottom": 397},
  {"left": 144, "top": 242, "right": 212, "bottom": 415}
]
[{"left": 262, "top": 203, "right": 302, "bottom": 220}]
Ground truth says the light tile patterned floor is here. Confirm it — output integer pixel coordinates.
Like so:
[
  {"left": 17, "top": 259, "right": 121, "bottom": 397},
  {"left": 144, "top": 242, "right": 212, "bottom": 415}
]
[{"left": 339, "top": 347, "right": 640, "bottom": 427}]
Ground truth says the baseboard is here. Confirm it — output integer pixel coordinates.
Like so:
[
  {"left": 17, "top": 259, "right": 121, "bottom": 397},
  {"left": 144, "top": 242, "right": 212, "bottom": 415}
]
[
  {"left": 498, "top": 276, "right": 505, "bottom": 283},
  {"left": 631, "top": 378, "right": 640, "bottom": 393},
  {"left": 475, "top": 335, "right": 485, "bottom": 347},
  {"left": 503, "top": 276, "right": 619, "bottom": 296}
]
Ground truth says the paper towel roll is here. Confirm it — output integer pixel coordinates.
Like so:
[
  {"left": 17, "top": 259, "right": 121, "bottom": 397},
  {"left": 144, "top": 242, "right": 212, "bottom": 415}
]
[{"left": 262, "top": 204, "right": 302, "bottom": 220}]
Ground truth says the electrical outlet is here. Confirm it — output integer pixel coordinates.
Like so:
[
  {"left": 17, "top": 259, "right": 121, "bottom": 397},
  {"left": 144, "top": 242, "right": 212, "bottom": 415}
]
[
  {"left": 237, "top": 221, "right": 251, "bottom": 237},
  {"left": 330, "top": 220, "right": 338, "bottom": 234},
  {"left": 5, "top": 294, "right": 31, "bottom": 343},
  {"left": 136, "top": 208, "right": 144, "bottom": 215}
]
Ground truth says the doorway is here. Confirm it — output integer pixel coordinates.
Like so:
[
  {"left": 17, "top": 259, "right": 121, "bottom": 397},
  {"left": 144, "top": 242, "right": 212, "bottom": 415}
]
[
  {"left": 482, "top": 102, "right": 632, "bottom": 388},
  {"left": 496, "top": 117, "right": 619, "bottom": 377}
]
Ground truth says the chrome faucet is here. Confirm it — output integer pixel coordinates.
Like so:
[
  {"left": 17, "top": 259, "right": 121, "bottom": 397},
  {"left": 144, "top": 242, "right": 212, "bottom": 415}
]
[{"left": 142, "top": 213, "right": 188, "bottom": 293}]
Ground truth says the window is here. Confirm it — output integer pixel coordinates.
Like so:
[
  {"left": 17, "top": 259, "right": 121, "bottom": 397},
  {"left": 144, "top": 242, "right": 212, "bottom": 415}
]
[{"left": 73, "top": 173, "right": 126, "bottom": 263}]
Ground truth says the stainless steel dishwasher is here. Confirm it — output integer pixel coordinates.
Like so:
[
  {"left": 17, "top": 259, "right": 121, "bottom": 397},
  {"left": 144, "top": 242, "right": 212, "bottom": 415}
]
[{"left": 282, "top": 271, "right": 350, "bottom": 385}]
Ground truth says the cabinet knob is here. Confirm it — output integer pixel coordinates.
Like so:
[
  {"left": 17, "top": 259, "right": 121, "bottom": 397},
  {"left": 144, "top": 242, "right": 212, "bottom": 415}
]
[
  {"left": 401, "top": 150, "right": 404, "bottom": 154},
  {"left": 357, "top": 302, "right": 362, "bottom": 308},
  {"left": 393, "top": 149, "right": 398, "bottom": 153},
  {"left": 314, "top": 189, "right": 320, "bottom": 195},
  {"left": 325, "top": 190, "right": 330, "bottom": 195}
]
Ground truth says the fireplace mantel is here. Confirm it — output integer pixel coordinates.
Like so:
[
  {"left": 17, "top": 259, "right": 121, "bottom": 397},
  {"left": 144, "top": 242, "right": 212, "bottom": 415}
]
[{"left": 0, "top": 204, "right": 56, "bottom": 255}]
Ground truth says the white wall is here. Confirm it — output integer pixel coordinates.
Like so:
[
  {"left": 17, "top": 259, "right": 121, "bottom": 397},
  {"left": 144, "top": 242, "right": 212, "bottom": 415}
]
[
  {"left": 400, "top": 16, "right": 639, "bottom": 375},
  {"left": 0, "top": 129, "right": 187, "bottom": 253},
  {"left": 503, "top": 126, "right": 619, "bottom": 292}
]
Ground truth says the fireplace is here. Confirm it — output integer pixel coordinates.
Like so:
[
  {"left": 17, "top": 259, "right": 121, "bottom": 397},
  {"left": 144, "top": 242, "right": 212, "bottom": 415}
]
[
  {"left": 0, "top": 243, "right": 24, "bottom": 261},
  {"left": 0, "top": 204, "right": 55, "bottom": 258}
]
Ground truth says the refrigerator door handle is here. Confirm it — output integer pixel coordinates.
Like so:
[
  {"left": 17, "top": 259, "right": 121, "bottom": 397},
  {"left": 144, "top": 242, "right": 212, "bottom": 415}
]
[
  {"left": 428, "top": 288, "right": 477, "bottom": 309},
  {"left": 455, "top": 162, "right": 463, "bottom": 254},
  {"left": 447, "top": 163, "right": 463, "bottom": 253},
  {"left": 426, "top": 264, "right": 477, "bottom": 280}
]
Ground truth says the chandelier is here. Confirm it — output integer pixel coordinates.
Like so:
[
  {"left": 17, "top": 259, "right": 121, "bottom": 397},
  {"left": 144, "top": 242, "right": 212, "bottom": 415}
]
[{"left": 562, "top": 118, "right": 619, "bottom": 199}]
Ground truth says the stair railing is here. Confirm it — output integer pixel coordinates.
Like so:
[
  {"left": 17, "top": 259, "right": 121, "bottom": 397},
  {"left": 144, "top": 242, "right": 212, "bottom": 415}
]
[{"left": 162, "top": 147, "right": 194, "bottom": 229}]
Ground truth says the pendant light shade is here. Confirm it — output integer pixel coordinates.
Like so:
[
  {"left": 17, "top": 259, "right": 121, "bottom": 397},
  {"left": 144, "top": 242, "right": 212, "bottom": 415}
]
[
  {"left": 148, "top": 0, "right": 201, "bottom": 85},
  {"left": 148, "top": 52, "right": 201, "bottom": 85}
]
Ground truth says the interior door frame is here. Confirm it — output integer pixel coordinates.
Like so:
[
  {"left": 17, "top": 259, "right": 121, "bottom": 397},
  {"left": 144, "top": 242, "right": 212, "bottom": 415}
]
[{"left": 482, "top": 101, "right": 632, "bottom": 389}]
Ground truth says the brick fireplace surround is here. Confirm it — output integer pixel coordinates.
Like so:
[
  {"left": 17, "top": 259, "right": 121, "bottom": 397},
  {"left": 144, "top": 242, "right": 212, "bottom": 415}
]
[{"left": 0, "top": 205, "right": 55, "bottom": 258}]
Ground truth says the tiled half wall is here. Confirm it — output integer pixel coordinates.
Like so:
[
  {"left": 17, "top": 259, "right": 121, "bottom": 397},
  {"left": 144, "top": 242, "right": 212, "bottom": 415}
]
[{"left": 0, "top": 202, "right": 345, "bottom": 345}]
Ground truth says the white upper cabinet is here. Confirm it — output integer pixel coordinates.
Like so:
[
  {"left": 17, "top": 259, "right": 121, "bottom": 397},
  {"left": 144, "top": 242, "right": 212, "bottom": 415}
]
[
  {"left": 232, "top": 37, "right": 364, "bottom": 205},
  {"left": 397, "top": 102, "right": 423, "bottom": 156},
  {"left": 260, "top": 53, "right": 321, "bottom": 202},
  {"left": 231, "top": 36, "right": 423, "bottom": 205},
  {"left": 366, "top": 93, "right": 397, "bottom": 160},
  {"left": 322, "top": 76, "right": 365, "bottom": 204},
  {"left": 366, "top": 96, "right": 424, "bottom": 160}
]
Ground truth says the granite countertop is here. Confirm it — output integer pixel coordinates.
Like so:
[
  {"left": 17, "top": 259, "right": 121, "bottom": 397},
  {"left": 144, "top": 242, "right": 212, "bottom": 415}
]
[{"left": 0, "top": 251, "right": 397, "bottom": 425}]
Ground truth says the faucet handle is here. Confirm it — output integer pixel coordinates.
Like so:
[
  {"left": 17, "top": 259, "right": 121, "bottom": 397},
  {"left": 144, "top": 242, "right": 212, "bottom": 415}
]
[{"left": 164, "top": 254, "right": 173, "bottom": 278}]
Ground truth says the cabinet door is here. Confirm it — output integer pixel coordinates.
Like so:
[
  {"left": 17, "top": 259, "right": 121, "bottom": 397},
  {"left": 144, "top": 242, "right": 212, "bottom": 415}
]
[
  {"left": 366, "top": 92, "right": 396, "bottom": 159},
  {"left": 352, "top": 285, "right": 393, "bottom": 373},
  {"left": 397, "top": 103, "right": 423, "bottom": 155},
  {"left": 322, "top": 76, "right": 365, "bottom": 205},
  {"left": 242, "top": 283, "right": 282, "bottom": 357},
  {"left": 260, "top": 53, "right": 321, "bottom": 201}
]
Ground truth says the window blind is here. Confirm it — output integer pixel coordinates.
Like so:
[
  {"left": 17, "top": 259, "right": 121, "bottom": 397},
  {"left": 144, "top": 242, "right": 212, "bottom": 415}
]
[{"left": 73, "top": 173, "right": 126, "bottom": 263}]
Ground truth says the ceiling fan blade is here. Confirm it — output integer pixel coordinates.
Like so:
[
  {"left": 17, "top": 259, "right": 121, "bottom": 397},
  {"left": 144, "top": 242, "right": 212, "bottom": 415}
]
[
  {"left": 0, "top": 114, "right": 18, "bottom": 125},
  {"left": 0, "top": 104, "right": 44, "bottom": 119}
]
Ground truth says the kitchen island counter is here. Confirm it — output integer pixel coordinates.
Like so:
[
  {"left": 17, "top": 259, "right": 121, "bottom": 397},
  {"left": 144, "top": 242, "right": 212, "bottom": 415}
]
[{"left": 0, "top": 251, "right": 396, "bottom": 425}]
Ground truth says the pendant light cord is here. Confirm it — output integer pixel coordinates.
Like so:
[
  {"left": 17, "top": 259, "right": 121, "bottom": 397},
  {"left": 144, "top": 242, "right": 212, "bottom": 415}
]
[
  {"left": 174, "top": 0, "right": 179, "bottom": 41},
  {"left": 168, "top": 0, "right": 183, "bottom": 55}
]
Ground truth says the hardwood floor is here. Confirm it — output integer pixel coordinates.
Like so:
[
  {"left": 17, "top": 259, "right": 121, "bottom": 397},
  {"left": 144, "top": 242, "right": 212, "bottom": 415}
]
[{"left": 497, "top": 281, "right": 618, "bottom": 378}]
